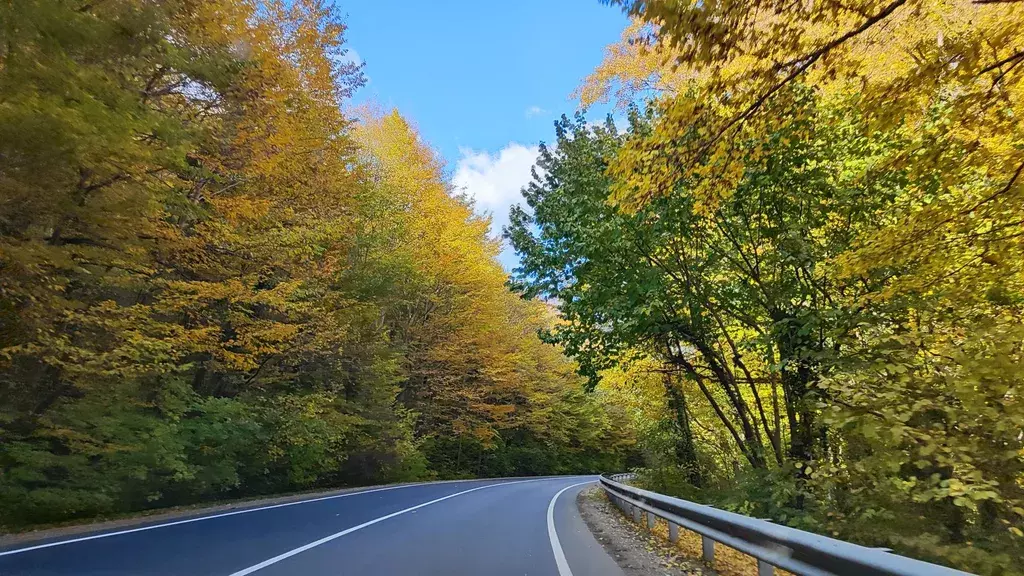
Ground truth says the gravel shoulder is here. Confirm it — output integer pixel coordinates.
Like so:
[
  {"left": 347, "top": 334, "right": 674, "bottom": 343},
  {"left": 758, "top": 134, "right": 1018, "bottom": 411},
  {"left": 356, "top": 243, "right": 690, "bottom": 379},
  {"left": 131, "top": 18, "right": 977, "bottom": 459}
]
[{"left": 576, "top": 485, "right": 715, "bottom": 576}]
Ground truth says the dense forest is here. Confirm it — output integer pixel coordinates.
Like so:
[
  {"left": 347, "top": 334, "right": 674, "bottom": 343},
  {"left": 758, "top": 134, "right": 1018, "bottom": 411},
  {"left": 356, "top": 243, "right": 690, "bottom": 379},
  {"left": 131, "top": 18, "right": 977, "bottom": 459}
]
[
  {"left": 507, "top": 0, "right": 1024, "bottom": 574},
  {"left": 0, "top": 0, "right": 636, "bottom": 530},
  {"left": 2, "top": 1, "right": 1022, "bottom": 574}
]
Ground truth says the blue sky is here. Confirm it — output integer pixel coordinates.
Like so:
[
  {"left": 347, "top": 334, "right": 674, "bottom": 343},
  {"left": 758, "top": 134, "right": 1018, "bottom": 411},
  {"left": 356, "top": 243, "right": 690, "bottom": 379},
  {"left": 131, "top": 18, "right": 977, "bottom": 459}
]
[{"left": 339, "top": 0, "right": 628, "bottom": 269}]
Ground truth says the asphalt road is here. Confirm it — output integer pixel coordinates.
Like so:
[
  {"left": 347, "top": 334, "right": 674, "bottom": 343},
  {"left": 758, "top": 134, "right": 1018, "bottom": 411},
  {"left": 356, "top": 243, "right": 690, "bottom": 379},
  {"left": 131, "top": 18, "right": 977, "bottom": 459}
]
[{"left": 0, "top": 476, "right": 625, "bottom": 576}]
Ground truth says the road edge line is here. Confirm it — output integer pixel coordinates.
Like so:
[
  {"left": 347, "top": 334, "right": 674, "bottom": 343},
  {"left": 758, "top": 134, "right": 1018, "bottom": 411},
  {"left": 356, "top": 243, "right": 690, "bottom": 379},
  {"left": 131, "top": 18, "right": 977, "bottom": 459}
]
[
  {"left": 0, "top": 478, "right": 513, "bottom": 557},
  {"left": 547, "top": 480, "right": 596, "bottom": 576}
]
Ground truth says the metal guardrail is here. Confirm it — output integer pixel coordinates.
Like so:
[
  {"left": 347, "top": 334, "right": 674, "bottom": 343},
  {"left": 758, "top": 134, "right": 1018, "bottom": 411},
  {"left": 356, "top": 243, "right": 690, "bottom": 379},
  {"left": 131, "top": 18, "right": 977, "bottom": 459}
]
[{"left": 599, "top": 473, "right": 974, "bottom": 576}]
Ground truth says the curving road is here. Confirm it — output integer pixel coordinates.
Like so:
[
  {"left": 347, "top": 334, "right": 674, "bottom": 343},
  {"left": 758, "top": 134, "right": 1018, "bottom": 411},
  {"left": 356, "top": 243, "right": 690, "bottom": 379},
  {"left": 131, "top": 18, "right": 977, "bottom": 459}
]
[{"left": 0, "top": 476, "right": 624, "bottom": 576}]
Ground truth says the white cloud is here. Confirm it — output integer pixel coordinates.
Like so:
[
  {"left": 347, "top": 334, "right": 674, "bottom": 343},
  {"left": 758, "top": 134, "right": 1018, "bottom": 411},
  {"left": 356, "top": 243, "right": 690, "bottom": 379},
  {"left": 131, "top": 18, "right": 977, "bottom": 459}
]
[
  {"left": 524, "top": 105, "right": 548, "bottom": 118},
  {"left": 341, "top": 48, "right": 362, "bottom": 66},
  {"left": 453, "top": 143, "right": 540, "bottom": 268}
]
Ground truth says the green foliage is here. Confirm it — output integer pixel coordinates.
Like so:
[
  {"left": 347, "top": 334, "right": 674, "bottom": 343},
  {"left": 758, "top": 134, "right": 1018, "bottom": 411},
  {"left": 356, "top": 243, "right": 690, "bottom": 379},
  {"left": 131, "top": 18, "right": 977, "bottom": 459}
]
[
  {"left": 544, "top": 0, "right": 1024, "bottom": 571},
  {"left": 0, "top": 0, "right": 635, "bottom": 531},
  {"left": 509, "top": 92, "right": 1022, "bottom": 573}
]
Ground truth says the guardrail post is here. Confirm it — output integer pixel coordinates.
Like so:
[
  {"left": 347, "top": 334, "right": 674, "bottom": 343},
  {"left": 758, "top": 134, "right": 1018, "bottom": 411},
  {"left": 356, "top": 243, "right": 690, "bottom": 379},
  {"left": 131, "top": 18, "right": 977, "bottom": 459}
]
[
  {"left": 701, "top": 535, "right": 715, "bottom": 563},
  {"left": 632, "top": 505, "right": 641, "bottom": 523},
  {"left": 668, "top": 522, "right": 679, "bottom": 542},
  {"left": 757, "top": 559, "right": 774, "bottom": 576},
  {"left": 646, "top": 511, "right": 655, "bottom": 529}
]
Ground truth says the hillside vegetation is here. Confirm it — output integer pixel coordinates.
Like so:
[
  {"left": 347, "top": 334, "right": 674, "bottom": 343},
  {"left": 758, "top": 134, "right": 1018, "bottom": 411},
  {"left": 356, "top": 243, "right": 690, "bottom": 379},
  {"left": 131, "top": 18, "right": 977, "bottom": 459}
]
[
  {"left": 0, "top": 0, "right": 634, "bottom": 530},
  {"left": 507, "top": 0, "right": 1024, "bottom": 573}
]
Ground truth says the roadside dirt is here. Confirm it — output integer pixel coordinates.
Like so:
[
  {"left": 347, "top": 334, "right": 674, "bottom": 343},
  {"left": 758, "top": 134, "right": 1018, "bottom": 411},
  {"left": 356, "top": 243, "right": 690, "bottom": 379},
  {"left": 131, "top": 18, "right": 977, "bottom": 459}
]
[{"left": 576, "top": 485, "right": 715, "bottom": 576}]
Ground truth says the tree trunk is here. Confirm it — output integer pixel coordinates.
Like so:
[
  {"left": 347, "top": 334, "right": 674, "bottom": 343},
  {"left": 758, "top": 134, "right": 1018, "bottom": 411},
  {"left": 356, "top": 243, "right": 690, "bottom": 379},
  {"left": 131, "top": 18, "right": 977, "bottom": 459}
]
[{"left": 663, "top": 372, "right": 702, "bottom": 486}]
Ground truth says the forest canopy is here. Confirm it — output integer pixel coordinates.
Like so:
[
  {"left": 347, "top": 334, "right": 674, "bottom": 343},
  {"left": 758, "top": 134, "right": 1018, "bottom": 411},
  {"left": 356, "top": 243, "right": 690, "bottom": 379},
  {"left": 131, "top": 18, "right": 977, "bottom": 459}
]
[
  {"left": 507, "top": 0, "right": 1024, "bottom": 573},
  {"left": 2, "top": 1, "right": 1022, "bottom": 573},
  {"left": 0, "top": 0, "right": 635, "bottom": 530}
]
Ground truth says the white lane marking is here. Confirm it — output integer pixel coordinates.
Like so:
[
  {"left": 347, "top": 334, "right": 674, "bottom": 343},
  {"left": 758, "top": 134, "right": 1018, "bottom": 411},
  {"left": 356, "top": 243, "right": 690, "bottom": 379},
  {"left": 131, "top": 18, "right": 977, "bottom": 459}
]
[
  {"left": 547, "top": 480, "right": 596, "bottom": 576},
  {"left": 228, "top": 477, "right": 553, "bottom": 576},
  {"left": 0, "top": 479, "right": 487, "bottom": 557}
]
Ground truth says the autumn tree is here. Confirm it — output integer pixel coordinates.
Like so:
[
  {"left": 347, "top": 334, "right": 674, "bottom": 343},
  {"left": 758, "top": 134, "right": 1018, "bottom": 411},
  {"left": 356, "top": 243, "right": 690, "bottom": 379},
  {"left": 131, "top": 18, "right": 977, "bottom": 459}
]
[
  {"left": 0, "top": 0, "right": 634, "bottom": 532},
  {"left": 507, "top": 1, "right": 1024, "bottom": 571},
  {"left": 355, "top": 111, "right": 635, "bottom": 477}
]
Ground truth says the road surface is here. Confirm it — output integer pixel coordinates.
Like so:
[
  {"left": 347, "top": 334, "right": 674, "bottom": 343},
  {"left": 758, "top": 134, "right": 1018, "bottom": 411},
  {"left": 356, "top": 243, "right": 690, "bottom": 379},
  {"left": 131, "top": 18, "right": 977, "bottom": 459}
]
[{"left": 0, "top": 476, "right": 624, "bottom": 576}]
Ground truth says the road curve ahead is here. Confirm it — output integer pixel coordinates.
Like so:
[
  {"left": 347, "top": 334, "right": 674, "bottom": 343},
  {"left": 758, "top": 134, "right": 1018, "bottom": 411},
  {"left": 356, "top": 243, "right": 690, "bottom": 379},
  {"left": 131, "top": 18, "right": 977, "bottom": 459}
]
[{"left": 0, "top": 476, "right": 625, "bottom": 576}]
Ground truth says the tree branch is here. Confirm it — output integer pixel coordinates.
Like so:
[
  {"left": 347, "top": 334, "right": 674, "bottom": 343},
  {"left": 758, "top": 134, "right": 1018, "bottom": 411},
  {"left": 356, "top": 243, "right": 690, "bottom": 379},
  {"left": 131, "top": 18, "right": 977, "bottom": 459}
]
[{"left": 698, "top": 0, "right": 909, "bottom": 160}]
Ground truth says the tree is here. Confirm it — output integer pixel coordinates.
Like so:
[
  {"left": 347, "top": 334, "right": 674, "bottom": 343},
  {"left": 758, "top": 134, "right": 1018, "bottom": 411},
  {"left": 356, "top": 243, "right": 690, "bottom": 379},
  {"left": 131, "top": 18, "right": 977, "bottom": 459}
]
[
  {"left": 508, "top": 98, "right": 897, "bottom": 471},
  {"left": 0, "top": 0, "right": 408, "bottom": 525},
  {"left": 355, "top": 111, "right": 635, "bottom": 476},
  {"left": 0, "top": 0, "right": 636, "bottom": 532},
  {"left": 596, "top": 0, "right": 1024, "bottom": 566}
]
